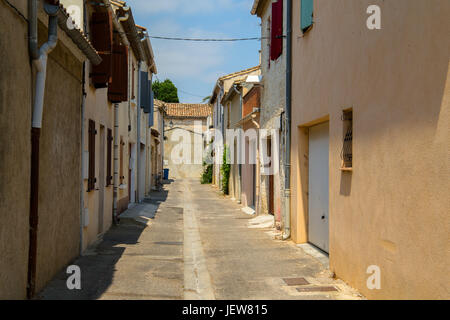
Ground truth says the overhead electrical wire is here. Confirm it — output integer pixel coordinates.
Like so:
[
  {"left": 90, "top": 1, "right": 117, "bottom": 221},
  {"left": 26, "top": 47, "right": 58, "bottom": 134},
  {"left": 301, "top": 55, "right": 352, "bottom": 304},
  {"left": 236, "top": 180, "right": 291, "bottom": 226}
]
[{"left": 146, "top": 35, "right": 269, "bottom": 42}]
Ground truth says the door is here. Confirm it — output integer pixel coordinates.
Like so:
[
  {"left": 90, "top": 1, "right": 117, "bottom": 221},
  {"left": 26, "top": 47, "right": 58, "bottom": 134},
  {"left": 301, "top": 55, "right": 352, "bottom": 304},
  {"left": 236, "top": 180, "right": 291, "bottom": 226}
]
[
  {"left": 308, "top": 122, "right": 330, "bottom": 253},
  {"left": 98, "top": 126, "right": 105, "bottom": 234}
]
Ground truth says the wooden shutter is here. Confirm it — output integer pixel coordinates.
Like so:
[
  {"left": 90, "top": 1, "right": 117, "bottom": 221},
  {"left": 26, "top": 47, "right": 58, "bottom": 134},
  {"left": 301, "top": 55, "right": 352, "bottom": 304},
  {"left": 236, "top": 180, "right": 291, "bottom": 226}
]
[
  {"left": 88, "top": 120, "right": 97, "bottom": 192},
  {"left": 148, "top": 86, "right": 154, "bottom": 126},
  {"left": 270, "top": 0, "right": 283, "bottom": 61},
  {"left": 106, "top": 128, "right": 113, "bottom": 186},
  {"left": 108, "top": 44, "right": 129, "bottom": 102},
  {"left": 90, "top": 11, "right": 113, "bottom": 88},
  {"left": 301, "top": 0, "right": 313, "bottom": 32},
  {"left": 140, "top": 71, "right": 149, "bottom": 111}
]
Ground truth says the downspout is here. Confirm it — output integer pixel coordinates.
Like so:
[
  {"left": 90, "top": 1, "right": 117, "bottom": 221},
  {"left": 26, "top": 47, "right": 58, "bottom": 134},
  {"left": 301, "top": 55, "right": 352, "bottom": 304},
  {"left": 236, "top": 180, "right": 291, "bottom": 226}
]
[
  {"left": 251, "top": 115, "right": 261, "bottom": 214},
  {"left": 283, "top": 0, "right": 292, "bottom": 240},
  {"left": 112, "top": 10, "right": 131, "bottom": 224},
  {"left": 113, "top": 102, "right": 119, "bottom": 224},
  {"left": 27, "top": 1, "right": 59, "bottom": 299},
  {"left": 80, "top": 63, "right": 86, "bottom": 251},
  {"left": 136, "top": 61, "right": 142, "bottom": 203},
  {"left": 118, "top": 10, "right": 132, "bottom": 133},
  {"left": 232, "top": 85, "right": 243, "bottom": 204},
  {"left": 79, "top": 0, "right": 88, "bottom": 255}
]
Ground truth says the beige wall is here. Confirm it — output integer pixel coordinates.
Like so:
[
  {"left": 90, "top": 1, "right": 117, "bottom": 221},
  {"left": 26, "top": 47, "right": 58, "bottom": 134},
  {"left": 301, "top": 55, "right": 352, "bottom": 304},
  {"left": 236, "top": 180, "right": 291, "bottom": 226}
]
[
  {"left": 0, "top": 0, "right": 32, "bottom": 299},
  {"left": 291, "top": 0, "right": 450, "bottom": 299},
  {"left": 164, "top": 118, "right": 207, "bottom": 179},
  {"left": 0, "top": 1, "right": 85, "bottom": 298}
]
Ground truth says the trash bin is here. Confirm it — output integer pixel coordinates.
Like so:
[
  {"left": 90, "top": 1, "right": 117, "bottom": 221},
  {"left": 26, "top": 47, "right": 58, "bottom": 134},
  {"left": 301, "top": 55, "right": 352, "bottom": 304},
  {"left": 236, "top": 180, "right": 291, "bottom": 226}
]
[{"left": 163, "top": 169, "right": 169, "bottom": 180}]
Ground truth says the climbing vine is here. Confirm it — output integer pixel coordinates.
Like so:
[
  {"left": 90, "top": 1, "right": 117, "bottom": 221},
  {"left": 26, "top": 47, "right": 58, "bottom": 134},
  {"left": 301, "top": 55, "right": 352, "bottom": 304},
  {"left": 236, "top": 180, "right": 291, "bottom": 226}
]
[{"left": 221, "top": 145, "right": 231, "bottom": 195}]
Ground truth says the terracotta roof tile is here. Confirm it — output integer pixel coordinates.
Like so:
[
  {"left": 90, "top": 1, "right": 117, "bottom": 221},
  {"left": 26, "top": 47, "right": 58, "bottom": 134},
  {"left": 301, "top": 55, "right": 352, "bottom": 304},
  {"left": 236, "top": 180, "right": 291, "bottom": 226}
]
[{"left": 164, "top": 103, "right": 212, "bottom": 118}]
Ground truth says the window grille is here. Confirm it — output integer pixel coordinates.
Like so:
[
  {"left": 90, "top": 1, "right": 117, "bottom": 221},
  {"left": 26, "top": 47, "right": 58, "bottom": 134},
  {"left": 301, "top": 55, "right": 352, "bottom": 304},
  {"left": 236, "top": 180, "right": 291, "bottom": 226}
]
[{"left": 341, "top": 111, "right": 353, "bottom": 169}]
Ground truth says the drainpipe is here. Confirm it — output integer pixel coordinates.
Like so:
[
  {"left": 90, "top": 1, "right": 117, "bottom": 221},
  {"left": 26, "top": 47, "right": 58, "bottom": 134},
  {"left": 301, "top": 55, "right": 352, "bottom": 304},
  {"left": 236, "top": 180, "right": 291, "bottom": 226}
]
[
  {"left": 27, "top": 1, "right": 59, "bottom": 299},
  {"left": 113, "top": 102, "right": 120, "bottom": 224},
  {"left": 232, "top": 85, "right": 243, "bottom": 204},
  {"left": 136, "top": 62, "right": 142, "bottom": 203},
  {"left": 251, "top": 115, "right": 261, "bottom": 214},
  {"left": 80, "top": 62, "right": 87, "bottom": 251},
  {"left": 101, "top": 0, "right": 129, "bottom": 47},
  {"left": 117, "top": 10, "right": 132, "bottom": 133},
  {"left": 282, "top": 0, "right": 292, "bottom": 240},
  {"left": 79, "top": 0, "right": 88, "bottom": 255},
  {"left": 111, "top": 9, "right": 131, "bottom": 224}
]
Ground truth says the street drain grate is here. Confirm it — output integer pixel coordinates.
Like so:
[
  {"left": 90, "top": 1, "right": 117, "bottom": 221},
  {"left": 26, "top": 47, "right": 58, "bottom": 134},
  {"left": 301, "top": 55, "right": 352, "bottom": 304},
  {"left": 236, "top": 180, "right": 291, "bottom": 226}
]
[
  {"left": 283, "top": 278, "right": 310, "bottom": 286},
  {"left": 296, "top": 286, "right": 338, "bottom": 293},
  {"left": 154, "top": 241, "right": 183, "bottom": 246}
]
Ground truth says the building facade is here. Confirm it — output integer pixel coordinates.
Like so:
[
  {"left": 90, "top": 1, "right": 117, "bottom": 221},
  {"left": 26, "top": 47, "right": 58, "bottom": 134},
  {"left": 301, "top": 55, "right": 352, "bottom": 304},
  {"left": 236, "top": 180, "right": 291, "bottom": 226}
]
[
  {"left": 290, "top": 0, "right": 450, "bottom": 299},
  {"left": 0, "top": 0, "right": 100, "bottom": 299},
  {"left": 251, "top": 0, "right": 287, "bottom": 229},
  {"left": 163, "top": 103, "right": 212, "bottom": 180}
]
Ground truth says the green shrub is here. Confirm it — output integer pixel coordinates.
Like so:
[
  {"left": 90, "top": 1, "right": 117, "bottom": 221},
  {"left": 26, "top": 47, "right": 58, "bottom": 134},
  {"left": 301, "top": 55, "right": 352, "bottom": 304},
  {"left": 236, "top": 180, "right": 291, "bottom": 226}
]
[
  {"left": 201, "top": 163, "right": 213, "bottom": 184},
  {"left": 221, "top": 146, "right": 231, "bottom": 195}
]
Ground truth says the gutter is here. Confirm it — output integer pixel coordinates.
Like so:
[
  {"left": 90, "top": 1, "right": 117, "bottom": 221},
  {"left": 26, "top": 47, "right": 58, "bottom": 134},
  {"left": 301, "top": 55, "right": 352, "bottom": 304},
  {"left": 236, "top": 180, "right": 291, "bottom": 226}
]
[
  {"left": 283, "top": 0, "right": 292, "bottom": 240},
  {"left": 27, "top": 0, "right": 59, "bottom": 299}
]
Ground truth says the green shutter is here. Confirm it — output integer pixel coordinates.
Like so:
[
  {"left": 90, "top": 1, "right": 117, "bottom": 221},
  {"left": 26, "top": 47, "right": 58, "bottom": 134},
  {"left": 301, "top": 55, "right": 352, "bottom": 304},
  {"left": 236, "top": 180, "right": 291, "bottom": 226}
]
[{"left": 301, "top": 0, "right": 313, "bottom": 31}]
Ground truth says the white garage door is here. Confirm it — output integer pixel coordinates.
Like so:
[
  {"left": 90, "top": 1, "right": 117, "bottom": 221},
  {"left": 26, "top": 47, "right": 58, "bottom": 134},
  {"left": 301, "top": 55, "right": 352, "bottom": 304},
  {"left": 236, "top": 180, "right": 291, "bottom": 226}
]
[{"left": 308, "top": 122, "right": 330, "bottom": 253}]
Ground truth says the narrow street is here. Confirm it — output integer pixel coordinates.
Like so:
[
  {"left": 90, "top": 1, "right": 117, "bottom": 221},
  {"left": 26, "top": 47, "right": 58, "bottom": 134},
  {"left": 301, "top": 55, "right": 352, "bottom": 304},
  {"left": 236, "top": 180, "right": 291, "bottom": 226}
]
[{"left": 38, "top": 179, "right": 362, "bottom": 300}]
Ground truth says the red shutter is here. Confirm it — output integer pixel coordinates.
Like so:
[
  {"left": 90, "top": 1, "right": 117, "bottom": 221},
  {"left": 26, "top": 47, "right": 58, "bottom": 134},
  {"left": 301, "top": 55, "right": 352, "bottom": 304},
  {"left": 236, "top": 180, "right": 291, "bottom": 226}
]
[
  {"left": 270, "top": 0, "right": 283, "bottom": 61},
  {"left": 106, "top": 128, "right": 113, "bottom": 186},
  {"left": 90, "top": 11, "right": 113, "bottom": 88},
  {"left": 108, "top": 44, "right": 129, "bottom": 103},
  {"left": 88, "top": 120, "right": 97, "bottom": 192}
]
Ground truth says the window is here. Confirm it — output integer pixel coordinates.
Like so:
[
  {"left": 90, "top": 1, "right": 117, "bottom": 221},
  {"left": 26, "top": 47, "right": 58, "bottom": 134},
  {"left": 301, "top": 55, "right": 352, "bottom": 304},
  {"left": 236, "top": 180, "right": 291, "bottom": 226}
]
[
  {"left": 88, "top": 120, "right": 97, "bottom": 191},
  {"left": 341, "top": 110, "right": 353, "bottom": 170},
  {"left": 270, "top": 0, "right": 283, "bottom": 61},
  {"left": 301, "top": 0, "right": 313, "bottom": 32}
]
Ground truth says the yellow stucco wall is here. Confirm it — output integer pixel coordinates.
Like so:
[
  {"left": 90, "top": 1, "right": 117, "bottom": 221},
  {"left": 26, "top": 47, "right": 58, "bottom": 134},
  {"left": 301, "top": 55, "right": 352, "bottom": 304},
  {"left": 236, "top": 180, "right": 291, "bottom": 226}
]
[
  {"left": 290, "top": 0, "right": 450, "bottom": 299},
  {"left": 0, "top": 0, "right": 32, "bottom": 299},
  {"left": 0, "top": 2, "right": 85, "bottom": 297}
]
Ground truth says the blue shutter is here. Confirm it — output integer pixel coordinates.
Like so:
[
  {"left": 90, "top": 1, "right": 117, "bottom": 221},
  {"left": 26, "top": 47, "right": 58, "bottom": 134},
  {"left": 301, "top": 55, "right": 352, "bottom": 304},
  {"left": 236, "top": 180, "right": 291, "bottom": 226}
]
[
  {"left": 140, "top": 71, "right": 149, "bottom": 110},
  {"left": 148, "top": 83, "right": 154, "bottom": 127},
  {"left": 301, "top": 0, "right": 313, "bottom": 32}
]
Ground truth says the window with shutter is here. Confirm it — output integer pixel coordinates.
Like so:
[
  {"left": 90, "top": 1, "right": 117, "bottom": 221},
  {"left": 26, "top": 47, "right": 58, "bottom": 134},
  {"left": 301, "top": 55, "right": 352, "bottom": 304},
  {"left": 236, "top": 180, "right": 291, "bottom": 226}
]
[
  {"left": 301, "top": 0, "right": 314, "bottom": 32},
  {"left": 108, "top": 44, "right": 129, "bottom": 103},
  {"left": 270, "top": 0, "right": 283, "bottom": 61},
  {"left": 90, "top": 11, "right": 113, "bottom": 88},
  {"left": 106, "top": 128, "right": 113, "bottom": 186},
  {"left": 88, "top": 120, "right": 97, "bottom": 192}
]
